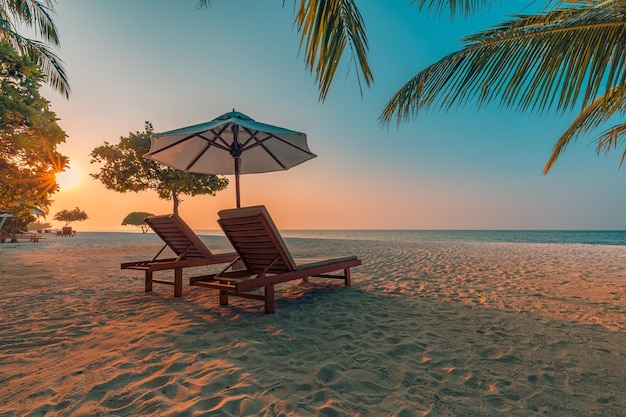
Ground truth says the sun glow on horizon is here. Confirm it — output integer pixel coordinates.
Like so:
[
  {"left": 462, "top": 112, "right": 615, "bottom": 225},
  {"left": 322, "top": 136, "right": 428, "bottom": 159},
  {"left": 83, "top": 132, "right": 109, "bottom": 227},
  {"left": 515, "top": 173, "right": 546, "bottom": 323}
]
[{"left": 55, "top": 167, "right": 82, "bottom": 190}]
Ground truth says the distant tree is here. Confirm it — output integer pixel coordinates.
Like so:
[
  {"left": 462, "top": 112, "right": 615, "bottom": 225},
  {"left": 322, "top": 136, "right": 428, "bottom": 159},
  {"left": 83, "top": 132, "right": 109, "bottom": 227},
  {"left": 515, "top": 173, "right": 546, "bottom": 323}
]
[
  {"left": 53, "top": 207, "right": 88, "bottom": 227},
  {"left": 122, "top": 211, "right": 154, "bottom": 233},
  {"left": 90, "top": 122, "right": 229, "bottom": 215},
  {"left": 0, "top": 41, "right": 67, "bottom": 222},
  {"left": 27, "top": 220, "right": 52, "bottom": 230}
]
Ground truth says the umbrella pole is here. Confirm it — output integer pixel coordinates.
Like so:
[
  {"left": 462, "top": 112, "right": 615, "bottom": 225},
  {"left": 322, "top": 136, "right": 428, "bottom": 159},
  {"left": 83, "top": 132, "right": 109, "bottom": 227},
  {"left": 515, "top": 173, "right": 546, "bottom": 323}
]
[{"left": 235, "top": 156, "right": 241, "bottom": 208}]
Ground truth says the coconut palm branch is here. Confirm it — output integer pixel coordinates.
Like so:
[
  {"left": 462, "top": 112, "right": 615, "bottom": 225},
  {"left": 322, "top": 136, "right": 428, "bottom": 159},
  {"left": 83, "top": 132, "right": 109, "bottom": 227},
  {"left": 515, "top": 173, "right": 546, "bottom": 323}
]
[
  {"left": 293, "top": 0, "right": 500, "bottom": 99},
  {"left": 381, "top": 0, "right": 626, "bottom": 170},
  {"left": 414, "top": 0, "right": 497, "bottom": 18},
  {"left": 383, "top": 0, "right": 626, "bottom": 119},
  {"left": 294, "top": 0, "right": 372, "bottom": 100},
  {"left": 0, "top": 0, "right": 69, "bottom": 97},
  {"left": 544, "top": 85, "right": 626, "bottom": 172}
]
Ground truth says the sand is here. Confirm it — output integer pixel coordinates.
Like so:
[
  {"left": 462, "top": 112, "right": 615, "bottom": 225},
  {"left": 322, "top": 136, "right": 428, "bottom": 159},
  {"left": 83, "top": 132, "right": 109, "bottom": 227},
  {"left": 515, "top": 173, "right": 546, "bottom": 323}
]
[{"left": 1, "top": 233, "right": 625, "bottom": 416}]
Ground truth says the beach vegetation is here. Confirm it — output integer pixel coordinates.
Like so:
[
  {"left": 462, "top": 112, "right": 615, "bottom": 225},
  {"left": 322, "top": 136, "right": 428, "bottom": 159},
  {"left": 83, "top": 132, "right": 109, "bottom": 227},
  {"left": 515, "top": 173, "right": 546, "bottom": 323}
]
[
  {"left": 122, "top": 211, "right": 154, "bottom": 233},
  {"left": 0, "top": 0, "right": 70, "bottom": 97},
  {"left": 53, "top": 207, "right": 88, "bottom": 227},
  {"left": 90, "top": 122, "right": 229, "bottom": 215},
  {"left": 381, "top": 0, "right": 626, "bottom": 173},
  {"left": 0, "top": 40, "right": 67, "bottom": 227}
]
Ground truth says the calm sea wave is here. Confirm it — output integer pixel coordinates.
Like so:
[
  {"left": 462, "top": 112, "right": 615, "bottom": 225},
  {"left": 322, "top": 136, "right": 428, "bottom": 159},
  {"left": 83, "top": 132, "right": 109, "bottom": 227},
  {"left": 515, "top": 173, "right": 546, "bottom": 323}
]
[
  {"left": 26, "top": 230, "right": 626, "bottom": 247},
  {"left": 197, "top": 229, "right": 626, "bottom": 246}
]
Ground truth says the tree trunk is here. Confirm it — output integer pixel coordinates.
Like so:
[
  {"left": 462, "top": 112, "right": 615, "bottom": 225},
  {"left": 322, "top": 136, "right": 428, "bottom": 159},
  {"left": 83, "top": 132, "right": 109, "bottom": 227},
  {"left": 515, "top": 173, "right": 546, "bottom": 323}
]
[{"left": 172, "top": 191, "right": 180, "bottom": 215}]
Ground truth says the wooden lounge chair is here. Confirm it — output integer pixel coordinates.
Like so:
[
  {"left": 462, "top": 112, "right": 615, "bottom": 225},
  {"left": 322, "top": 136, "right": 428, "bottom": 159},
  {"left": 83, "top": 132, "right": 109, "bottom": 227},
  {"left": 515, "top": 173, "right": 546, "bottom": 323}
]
[
  {"left": 190, "top": 205, "right": 361, "bottom": 314},
  {"left": 121, "top": 213, "right": 238, "bottom": 297}
]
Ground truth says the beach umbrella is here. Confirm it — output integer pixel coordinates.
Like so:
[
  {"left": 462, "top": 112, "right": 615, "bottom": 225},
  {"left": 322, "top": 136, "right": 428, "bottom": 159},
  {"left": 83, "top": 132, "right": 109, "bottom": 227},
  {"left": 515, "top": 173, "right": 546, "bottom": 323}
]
[{"left": 144, "top": 110, "right": 316, "bottom": 207}]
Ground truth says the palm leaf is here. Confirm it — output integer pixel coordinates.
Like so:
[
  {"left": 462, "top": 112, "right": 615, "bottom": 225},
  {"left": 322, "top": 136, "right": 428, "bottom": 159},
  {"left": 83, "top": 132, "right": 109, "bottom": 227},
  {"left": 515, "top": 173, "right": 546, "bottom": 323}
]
[
  {"left": 294, "top": 0, "right": 373, "bottom": 101},
  {"left": 2, "top": 0, "right": 59, "bottom": 45},
  {"left": 596, "top": 123, "right": 626, "bottom": 166},
  {"left": 1, "top": 0, "right": 68, "bottom": 97},
  {"left": 411, "top": 0, "right": 498, "bottom": 18},
  {"left": 30, "top": 0, "right": 61, "bottom": 46},
  {"left": 9, "top": 31, "right": 70, "bottom": 98},
  {"left": 544, "top": 85, "right": 626, "bottom": 172},
  {"left": 381, "top": 0, "right": 626, "bottom": 124}
]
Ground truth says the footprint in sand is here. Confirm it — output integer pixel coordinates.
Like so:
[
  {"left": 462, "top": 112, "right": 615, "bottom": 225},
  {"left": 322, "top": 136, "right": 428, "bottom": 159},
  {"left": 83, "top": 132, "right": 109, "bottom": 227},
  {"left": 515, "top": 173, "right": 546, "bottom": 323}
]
[{"left": 480, "top": 346, "right": 504, "bottom": 360}]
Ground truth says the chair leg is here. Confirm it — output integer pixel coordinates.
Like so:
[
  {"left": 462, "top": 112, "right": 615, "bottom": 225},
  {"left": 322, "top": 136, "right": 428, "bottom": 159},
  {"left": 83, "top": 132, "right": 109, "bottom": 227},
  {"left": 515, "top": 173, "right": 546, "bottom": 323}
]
[
  {"left": 345, "top": 268, "right": 351, "bottom": 287},
  {"left": 145, "top": 271, "right": 153, "bottom": 293},
  {"left": 219, "top": 290, "right": 229, "bottom": 306},
  {"left": 264, "top": 284, "right": 275, "bottom": 314},
  {"left": 174, "top": 268, "right": 183, "bottom": 297}
]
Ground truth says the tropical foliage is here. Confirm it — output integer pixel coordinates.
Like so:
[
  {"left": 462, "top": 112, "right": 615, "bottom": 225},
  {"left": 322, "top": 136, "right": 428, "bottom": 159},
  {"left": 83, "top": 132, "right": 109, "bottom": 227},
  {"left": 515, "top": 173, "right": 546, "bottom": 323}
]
[
  {"left": 381, "top": 0, "right": 626, "bottom": 173},
  {"left": 90, "top": 122, "right": 229, "bottom": 215},
  {"left": 53, "top": 207, "right": 88, "bottom": 226},
  {"left": 0, "top": 0, "right": 70, "bottom": 97},
  {"left": 122, "top": 211, "right": 154, "bottom": 233},
  {"left": 0, "top": 40, "right": 67, "bottom": 223}
]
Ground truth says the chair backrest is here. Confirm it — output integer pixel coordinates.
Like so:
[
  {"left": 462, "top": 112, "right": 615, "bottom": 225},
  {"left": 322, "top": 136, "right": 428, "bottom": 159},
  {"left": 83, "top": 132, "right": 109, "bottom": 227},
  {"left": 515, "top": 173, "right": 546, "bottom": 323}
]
[
  {"left": 218, "top": 205, "right": 296, "bottom": 274},
  {"left": 145, "top": 213, "right": 213, "bottom": 259}
]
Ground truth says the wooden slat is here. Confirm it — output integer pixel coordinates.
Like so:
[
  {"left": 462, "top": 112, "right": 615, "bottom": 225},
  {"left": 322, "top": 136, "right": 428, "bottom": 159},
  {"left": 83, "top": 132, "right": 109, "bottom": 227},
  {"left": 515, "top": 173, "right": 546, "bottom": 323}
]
[{"left": 237, "top": 258, "right": 362, "bottom": 291}]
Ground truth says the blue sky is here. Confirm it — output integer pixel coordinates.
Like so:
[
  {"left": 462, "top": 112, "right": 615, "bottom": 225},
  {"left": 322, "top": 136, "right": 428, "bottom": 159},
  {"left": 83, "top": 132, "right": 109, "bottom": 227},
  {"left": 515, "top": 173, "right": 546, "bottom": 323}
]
[{"left": 43, "top": 0, "right": 626, "bottom": 230}]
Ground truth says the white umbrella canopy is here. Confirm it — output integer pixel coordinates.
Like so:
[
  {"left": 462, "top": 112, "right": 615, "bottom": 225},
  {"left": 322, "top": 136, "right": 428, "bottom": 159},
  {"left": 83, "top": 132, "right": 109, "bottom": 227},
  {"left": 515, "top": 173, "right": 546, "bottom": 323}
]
[{"left": 145, "top": 110, "right": 316, "bottom": 207}]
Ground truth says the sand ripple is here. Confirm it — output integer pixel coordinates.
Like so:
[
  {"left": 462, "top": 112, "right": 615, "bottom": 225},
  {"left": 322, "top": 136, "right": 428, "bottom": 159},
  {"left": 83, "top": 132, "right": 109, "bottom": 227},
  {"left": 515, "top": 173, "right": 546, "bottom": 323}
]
[{"left": 1, "top": 235, "right": 625, "bottom": 416}]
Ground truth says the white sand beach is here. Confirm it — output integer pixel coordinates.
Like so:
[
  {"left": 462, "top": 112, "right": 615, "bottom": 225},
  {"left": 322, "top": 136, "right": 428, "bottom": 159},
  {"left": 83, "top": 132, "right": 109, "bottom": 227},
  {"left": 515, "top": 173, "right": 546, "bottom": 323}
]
[{"left": 1, "top": 232, "right": 625, "bottom": 416}]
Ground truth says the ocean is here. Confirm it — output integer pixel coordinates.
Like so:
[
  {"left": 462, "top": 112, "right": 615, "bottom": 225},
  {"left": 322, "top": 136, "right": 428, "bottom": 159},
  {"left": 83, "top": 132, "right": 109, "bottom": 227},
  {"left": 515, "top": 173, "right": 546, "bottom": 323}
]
[
  {"left": 40, "top": 229, "right": 626, "bottom": 247},
  {"left": 271, "top": 230, "right": 626, "bottom": 246}
]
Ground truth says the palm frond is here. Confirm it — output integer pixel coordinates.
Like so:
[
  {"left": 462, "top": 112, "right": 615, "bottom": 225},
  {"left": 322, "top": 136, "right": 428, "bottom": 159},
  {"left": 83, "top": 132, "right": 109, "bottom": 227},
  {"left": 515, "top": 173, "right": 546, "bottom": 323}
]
[
  {"left": 2, "top": 0, "right": 59, "bottom": 45},
  {"left": 196, "top": 0, "right": 211, "bottom": 9},
  {"left": 30, "top": 0, "right": 60, "bottom": 46},
  {"left": 295, "top": 0, "right": 373, "bottom": 101},
  {"left": 411, "top": 0, "right": 497, "bottom": 18},
  {"left": 543, "top": 85, "right": 626, "bottom": 172},
  {"left": 10, "top": 31, "right": 70, "bottom": 98},
  {"left": 381, "top": 0, "right": 626, "bottom": 124},
  {"left": 595, "top": 122, "right": 626, "bottom": 166}
]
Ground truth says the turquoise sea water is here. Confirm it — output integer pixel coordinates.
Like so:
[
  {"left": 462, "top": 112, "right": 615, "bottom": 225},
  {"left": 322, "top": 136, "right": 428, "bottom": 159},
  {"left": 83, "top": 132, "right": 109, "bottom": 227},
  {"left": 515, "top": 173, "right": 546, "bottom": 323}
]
[
  {"left": 77, "top": 229, "right": 626, "bottom": 246},
  {"left": 274, "top": 230, "right": 626, "bottom": 246},
  {"left": 10, "top": 229, "right": 623, "bottom": 249}
]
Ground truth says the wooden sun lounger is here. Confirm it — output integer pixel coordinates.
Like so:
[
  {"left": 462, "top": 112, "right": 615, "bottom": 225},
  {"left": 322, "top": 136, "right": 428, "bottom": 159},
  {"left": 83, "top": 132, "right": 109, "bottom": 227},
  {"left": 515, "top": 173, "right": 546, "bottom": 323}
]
[
  {"left": 120, "top": 213, "right": 238, "bottom": 297},
  {"left": 0, "top": 230, "right": 45, "bottom": 243},
  {"left": 190, "top": 205, "right": 361, "bottom": 314}
]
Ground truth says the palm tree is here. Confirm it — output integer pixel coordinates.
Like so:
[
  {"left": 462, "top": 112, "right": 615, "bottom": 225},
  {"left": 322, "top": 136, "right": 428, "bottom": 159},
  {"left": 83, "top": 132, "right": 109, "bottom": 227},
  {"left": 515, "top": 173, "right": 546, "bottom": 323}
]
[
  {"left": 0, "top": 0, "right": 70, "bottom": 97},
  {"left": 381, "top": 0, "right": 626, "bottom": 173}
]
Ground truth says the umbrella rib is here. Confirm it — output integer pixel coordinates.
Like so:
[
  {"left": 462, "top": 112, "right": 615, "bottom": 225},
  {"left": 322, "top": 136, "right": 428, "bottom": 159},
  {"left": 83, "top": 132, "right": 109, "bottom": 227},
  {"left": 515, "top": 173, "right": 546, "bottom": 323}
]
[
  {"left": 197, "top": 131, "right": 230, "bottom": 152},
  {"left": 210, "top": 125, "right": 232, "bottom": 149},
  {"left": 186, "top": 127, "right": 233, "bottom": 170},
  {"left": 241, "top": 127, "right": 315, "bottom": 156},
  {"left": 238, "top": 130, "right": 286, "bottom": 169},
  {"left": 185, "top": 142, "right": 213, "bottom": 171},
  {"left": 150, "top": 129, "right": 231, "bottom": 157},
  {"left": 149, "top": 133, "right": 199, "bottom": 156}
]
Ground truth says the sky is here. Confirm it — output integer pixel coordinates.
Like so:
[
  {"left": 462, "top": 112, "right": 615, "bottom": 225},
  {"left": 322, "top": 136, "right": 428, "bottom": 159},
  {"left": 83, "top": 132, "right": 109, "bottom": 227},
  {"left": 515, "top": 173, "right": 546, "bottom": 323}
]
[{"left": 39, "top": 0, "right": 626, "bottom": 231}]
